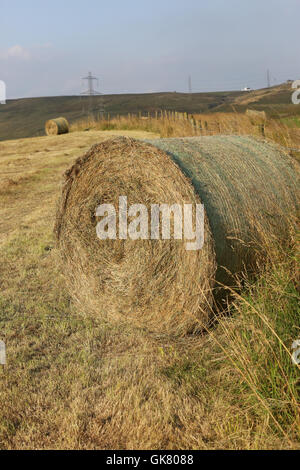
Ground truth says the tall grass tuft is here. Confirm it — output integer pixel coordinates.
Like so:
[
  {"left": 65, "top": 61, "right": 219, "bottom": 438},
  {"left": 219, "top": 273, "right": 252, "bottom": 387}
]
[{"left": 209, "top": 226, "right": 300, "bottom": 444}]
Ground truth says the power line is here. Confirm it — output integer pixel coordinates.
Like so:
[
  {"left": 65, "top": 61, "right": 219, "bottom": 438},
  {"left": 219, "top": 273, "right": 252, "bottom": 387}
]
[
  {"left": 81, "top": 72, "right": 101, "bottom": 96},
  {"left": 80, "top": 71, "right": 105, "bottom": 119}
]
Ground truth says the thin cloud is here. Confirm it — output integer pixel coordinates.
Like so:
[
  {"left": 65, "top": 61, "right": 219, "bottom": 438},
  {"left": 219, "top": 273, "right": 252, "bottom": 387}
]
[{"left": 0, "top": 45, "right": 31, "bottom": 60}]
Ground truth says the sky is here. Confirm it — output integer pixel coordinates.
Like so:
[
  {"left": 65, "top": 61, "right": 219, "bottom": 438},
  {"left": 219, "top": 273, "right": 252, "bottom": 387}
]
[{"left": 0, "top": 0, "right": 299, "bottom": 98}]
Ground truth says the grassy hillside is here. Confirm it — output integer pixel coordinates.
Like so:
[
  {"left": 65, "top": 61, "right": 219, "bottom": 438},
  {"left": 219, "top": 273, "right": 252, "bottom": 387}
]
[
  {"left": 217, "top": 82, "right": 300, "bottom": 116},
  {"left": 0, "top": 90, "right": 243, "bottom": 141},
  {"left": 1, "top": 83, "right": 298, "bottom": 141}
]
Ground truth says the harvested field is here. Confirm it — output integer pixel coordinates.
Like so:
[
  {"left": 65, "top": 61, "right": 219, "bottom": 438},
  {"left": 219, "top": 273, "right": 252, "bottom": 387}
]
[{"left": 0, "top": 129, "right": 299, "bottom": 449}]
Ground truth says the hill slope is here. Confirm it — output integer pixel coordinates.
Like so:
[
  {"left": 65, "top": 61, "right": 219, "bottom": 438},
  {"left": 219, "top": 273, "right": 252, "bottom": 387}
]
[
  {"left": 0, "top": 90, "right": 242, "bottom": 141},
  {"left": 216, "top": 82, "right": 299, "bottom": 116},
  {"left": 0, "top": 83, "right": 298, "bottom": 141}
]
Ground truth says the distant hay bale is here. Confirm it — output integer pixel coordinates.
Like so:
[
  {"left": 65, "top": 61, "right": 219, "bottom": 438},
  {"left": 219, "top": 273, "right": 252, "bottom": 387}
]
[
  {"left": 45, "top": 117, "right": 69, "bottom": 136},
  {"left": 54, "top": 136, "right": 299, "bottom": 335},
  {"left": 246, "top": 109, "right": 267, "bottom": 122}
]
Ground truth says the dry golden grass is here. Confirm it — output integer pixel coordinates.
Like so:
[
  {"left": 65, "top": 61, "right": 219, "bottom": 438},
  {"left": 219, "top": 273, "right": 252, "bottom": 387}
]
[
  {"left": 0, "top": 127, "right": 299, "bottom": 449},
  {"left": 71, "top": 111, "right": 300, "bottom": 160}
]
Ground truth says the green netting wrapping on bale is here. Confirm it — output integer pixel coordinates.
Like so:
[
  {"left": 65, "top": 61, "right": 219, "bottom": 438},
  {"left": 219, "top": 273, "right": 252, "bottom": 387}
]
[
  {"left": 148, "top": 135, "right": 299, "bottom": 288},
  {"left": 54, "top": 136, "right": 299, "bottom": 335}
]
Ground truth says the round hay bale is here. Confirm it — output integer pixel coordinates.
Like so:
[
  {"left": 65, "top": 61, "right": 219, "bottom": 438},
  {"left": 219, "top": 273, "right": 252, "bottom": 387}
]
[
  {"left": 55, "top": 136, "right": 299, "bottom": 335},
  {"left": 55, "top": 138, "right": 216, "bottom": 335},
  {"left": 45, "top": 117, "right": 69, "bottom": 136},
  {"left": 246, "top": 109, "right": 267, "bottom": 122}
]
